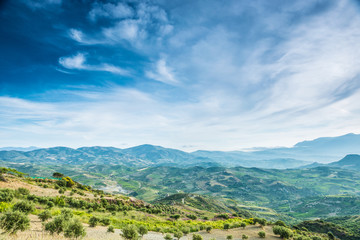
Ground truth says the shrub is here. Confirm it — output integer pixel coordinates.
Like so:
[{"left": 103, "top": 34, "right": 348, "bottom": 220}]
[
  {"left": 0, "top": 189, "right": 14, "bottom": 202},
  {"left": 240, "top": 222, "right": 246, "bottom": 229},
  {"left": 164, "top": 234, "right": 172, "bottom": 240},
  {"left": 61, "top": 209, "right": 73, "bottom": 220},
  {"left": 62, "top": 177, "right": 76, "bottom": 188},
  {"left": 17, "top": 187, "right": 30, "bottom": 195},
  {"left": 138, "top": 225, "right": 148, "bottom": 237},
  {"left": 328, "top": 232, "right": 335, "bottom": 240},
  {"left": 107, "top": 225, "right": 115, "bottom": 233},
  {"left": 206, "top": 226, "right": 212, "bottom": 233},
  {"left": 101, "top": 217, "right": 111, "bottom": 226},
  {"left": 64, "top": 218, "right": 86, "bottom": 239},
  {"left": 59, "top": 188, "right": 65, "bottom": 194},
  {"left": 13, "top": 201, "right": 34, "bottom": 214},
  {"left": 242, "top": 234, "right": 249, "bottom": 239},
  {"left": 174, "top": 230, "right": 183, "bottom": 240},
  {"left": 0, "top": 211, "right": 30, "bottom": 234},
  {"left": 254, "top": 217, "right": 267, "bottom": 227},
  {"left": 182, "top": 227, "right": 190, "bottom": 235},
  {"left": 171, "top": 214, "right": 181, "bottom": 220},
  {"left": 258, "top": 231, "right": 266, "bottom": 238},
  {"left": 45, "top": 216, "right": 66, "bottom": 235},
  {"left": 186, "top": 214, "right": 197, "bottom": 220},
  {"left": 121, "top": 225, "right": 139, "bottom": 240},
  {"left": 275, "top": 220, "right": 287, "bottom": 227},
  {"left": 38, "top": 210, "right": 52, "bottom": 222},
  {"left": 227, "top": 235, "right": 233, "bottom": 240},
  {"left": 273, "top": 226, "right": 293, "bottom": 239},
  {"left": 216, "top": 213, "right": 229, "bottom": 219},
  {"left": 89, "top": 216, "right": 99, "bottom": 227},
  {"left": 223, "top": 223, "right": 230, "bottom": 230},
  {"left": 193, "top": 234, "right": 203, "bottom": 240}
]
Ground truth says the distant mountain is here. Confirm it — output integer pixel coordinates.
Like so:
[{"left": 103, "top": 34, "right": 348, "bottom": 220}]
[
  {"left": 328, "top": 154, "right": 360, "bottom": 170},
  {"left": 1, "top": 133, "right": 359, "bottom": 169},
  {"left": 0, "top": 146, "right": 38, "bottom": 151}
]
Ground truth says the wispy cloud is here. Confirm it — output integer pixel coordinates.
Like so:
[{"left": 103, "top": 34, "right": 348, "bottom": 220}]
[
  {"left": 21, "top": 0, "right": 62, "bottom": 9},
  {"left": 88, "top": 2, "right": 134, "bottom": 21},
  {"left": 58, "top": 53, "right": 129, "bottom": 75},
  {"left": 146, "top": 58, "right": 178, "bottom": 85}
]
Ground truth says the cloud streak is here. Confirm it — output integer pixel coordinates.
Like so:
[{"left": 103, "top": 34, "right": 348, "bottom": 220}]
[{"left": 58, "top": 53, "right": 129, "bottom": 75}]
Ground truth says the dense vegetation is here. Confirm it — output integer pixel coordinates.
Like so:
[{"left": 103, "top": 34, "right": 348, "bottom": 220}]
[{"left": 0, "top": 167, "right": 342, "bottom": 239}]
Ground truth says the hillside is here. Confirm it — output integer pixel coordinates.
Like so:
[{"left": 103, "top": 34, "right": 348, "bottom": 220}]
[{"left": 0, "top": 167, "right": 334, "bottom": 240}]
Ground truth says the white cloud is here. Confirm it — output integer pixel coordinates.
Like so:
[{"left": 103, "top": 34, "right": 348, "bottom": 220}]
[
  {"left": 89, "top": 2, "right": 134, "bottom": 21},
  {"left": 58, "top": 53, "right": 128, "bottom": 75},
  {"left": 146, "top": 58, "right": 178, "bottom": 84}
]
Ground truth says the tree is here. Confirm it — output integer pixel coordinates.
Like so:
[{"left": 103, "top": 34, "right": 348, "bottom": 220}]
[
  {"left": 64, "top": 218, "right": 86, "bottom": 239},
  {"left": 0, "top": 211, "right": 30, "bottom": 234},
  {"left": 13, "top": 201, "right": 34, "bottom": 214},
  {"left": 193, "top": 234, "right": 203, "bottom": 240},
  {"left": 274, "top": 220, "right": 286, "bottom": 227},
  {"left": 227, "top": 235, "right": 233, "bottom": 240},
  {"left": 242, "top": 234, "right": 249, "bottom": 240},
  {"left": 17, "top": 187, "right": 30, "bottom": 195},
  {"left": 258, "top": 231, "right": 266, "bottom": 238},
  {"left": 121, "top": 225, "right": 139, "bottom": 240},
  {"left": 38, "top": 210, "right": 52, "bottom": 222},
  {"left": 328, "top": 232, "right": 335, "bottom": 240},
  {"left": 206, "top": 226, "right": 212, "bottom": 233},
  {"left": 174, "top": 231, "right": 183, "bottom": 240},
  {"left": 138, "top": 225, "right": 148, "bottom": 237}
]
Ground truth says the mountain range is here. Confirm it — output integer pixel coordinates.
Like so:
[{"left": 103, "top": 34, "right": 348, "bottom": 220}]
[{"left": 1, "top": 133, "right": 360, "bottom": 169}]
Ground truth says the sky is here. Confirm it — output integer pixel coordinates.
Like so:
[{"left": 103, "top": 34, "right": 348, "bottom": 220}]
[{"left": 1, "top": 0, "right": 360, "bottom": 151}]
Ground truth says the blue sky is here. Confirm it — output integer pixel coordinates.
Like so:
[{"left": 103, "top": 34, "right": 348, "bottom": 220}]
[{"left": 1, "top": 0, "right": 360, "bottom": 151}]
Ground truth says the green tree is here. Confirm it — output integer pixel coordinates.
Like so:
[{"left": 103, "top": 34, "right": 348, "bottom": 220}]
[
  {"left": 53, "top": 172, "right": 64, "bottom": 178},
  {"left": 258, "top": 231, "right": 266, "bottom": 238},
  {"left": 61, "top": 209, "right": 74, "bottom": 220},
  {"left": 227, "top": 235, "right": 233, "bottom": 240},
  {"left": 38, "top": 210, "right": 52, "bottom": 222},
  {"left": 64, "top": 218, "right": 86, "bottom": 239},
  {"left": 242, "top": 234, "right": 249, "bottom": 240},
  {"left": 206, "top": 226, "right": 212, "bottom": 233},
  {"left": 273, "top": 226, "right": 293, "bottom": 239},
  {"left": 223, "top": 223, "right": 230, "bottom": 230},
  {"left": 0, "top": 211, "right": 30, "bottom": 235},
  {"left": 121, "top": 225, "right": 139, "bottom": 240},
  {"left": 328, "top": 232, "right": 335, "bottom": 240}
]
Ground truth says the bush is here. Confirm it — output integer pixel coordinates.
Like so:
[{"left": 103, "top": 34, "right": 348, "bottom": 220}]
[
  {"left": 121, "top": 225, "right": 139, "bottom": 240},
  {"left": 174, "top": 231, "right": 183, "bottom": 240},
  {"left": 164, "top": 234, "right": 172, "bottom": 240},
  {"left": 186, "top": 214, "right": 197, "bottom": 220},
  {"left": 193, "top": 234, "right": 203, "bottom": 240},
  {"left": 254, "top": 217, "right": 267, "bottom": 227},
  {"left": 242, "top": 234, "right": 249, "bottom": 239},
  {"left": 171, "top": 214, "right": 181, "bottom": 220},
  {"left": 101, "top": 217, "right": 111, "bottom": 226},
  {"left": 227, "top": 235, "right": 233, "bottom": 240},
  {"left": 89, "top": 216, "right": 99, "bottom": 227},
  {"left": 240, "top": 222, "right": 247, "bottom": 229},
  {"left": 0, "top": 211, "right": 30, "bottom": 234},
  {"left": 17, "top": 187, "right": 30, "bottom": 195},
  {"left": 38, "top": 210, "right": 52, "bottom": 222},
  {"left": 328, "top": 232, "right": 335, "bottom": 240},
  {"left": 206, "top": 226, "right": 212, "bottom": 233},
  {"left": 13, "top": 201, "right": 34, "bottom": 214},
  {"left": 0, "top": 189, "right": 14, "bottom": 202},
  {"left": 107, "top": 225, "right": 115, "bottom": 233},
  {"left": 258, "top": 231, "right": 266, "bottom": 238},
  {"left": 61, "top": 209, "right": 73, "bottom": 220},
  {"left": 273, "top": 226, "right": 293, "bottom": 239},
  {"left": 275, "top": 220, "right": 287, "bottom": 227},
  {"left": 182, "top": 227, "right": 190, "bottom": 235},
  {"left": 45, "top": 216, "right": 66, "bottom": 235},
  {"left": 138, "top": 225, "right": 148, "bottom": 237},
  {"left": 223, "top": 223, "right": 230, "bottom": 230},
  {"left": 64, "top": 218, "right": 86, "bottom": 239}
]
